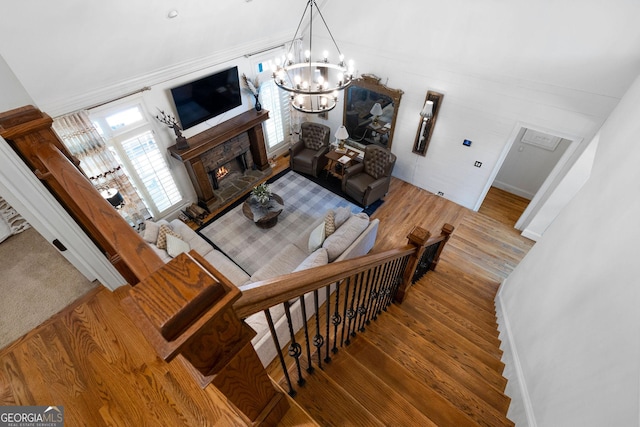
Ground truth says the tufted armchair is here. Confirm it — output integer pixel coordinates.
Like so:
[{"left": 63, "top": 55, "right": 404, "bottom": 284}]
[
  {"left": 289, "top": 122, "right": 331, "bottom": 177},
  {"left": 342, "top": 145, "right": 396, "bottom": 207}
]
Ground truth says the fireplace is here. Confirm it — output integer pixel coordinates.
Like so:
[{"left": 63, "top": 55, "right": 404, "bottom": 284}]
[
  {"left": 208, "top": 152, "right": 249, "bottom": 190},
  {"left": 168, "top": 110, "right": 272, "bottom": 212}
]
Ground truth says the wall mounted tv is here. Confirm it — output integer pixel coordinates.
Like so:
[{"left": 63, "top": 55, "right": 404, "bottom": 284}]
[{"left": 170, "top": 66, "right": 242, "bottom": 130}]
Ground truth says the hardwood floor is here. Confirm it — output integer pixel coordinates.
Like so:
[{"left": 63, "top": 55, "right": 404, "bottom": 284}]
[
  {"left": 0, "top": 172, "right": 534, "bottom": 426},
  {"left": 478, "top": 186, "right": 530, "bottom": 227}
]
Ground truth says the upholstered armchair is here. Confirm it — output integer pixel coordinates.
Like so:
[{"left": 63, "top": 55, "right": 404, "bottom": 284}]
[
  {"left": 342, "top": 145, "right": 396, "bottom": 207},
  {"left": 289, "top": 122, "right": 330, "bottom": 177}
]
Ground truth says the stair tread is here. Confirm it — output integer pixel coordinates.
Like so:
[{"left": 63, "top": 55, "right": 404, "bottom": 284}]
[
  {"left": 386, "top": 303, "right": 504, "bottom": 373},
  {"left": 427, "top": 260, "right": 501, "bottom": 310},
  {"left": 401, "top": 290, "right": 503, "bottom": 357},
  {"left": 347, "top": 337, "right": 514, "bottom": 427},
  {"left": 364, "top": 313, "right": 508, "bottom": 393},
  {"left": 322, "top": 352, "right": 441, "bottom": 427},
  {"left": 414, "top": 281, "right": 500, "bottom": 334},
  {"left": 276, "top": 360, "right": 386, "bottom": 427}
]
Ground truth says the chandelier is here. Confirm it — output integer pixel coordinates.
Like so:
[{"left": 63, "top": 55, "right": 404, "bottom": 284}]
[{"left": 273, "top": 0, "right": 354, "bottom": 114}]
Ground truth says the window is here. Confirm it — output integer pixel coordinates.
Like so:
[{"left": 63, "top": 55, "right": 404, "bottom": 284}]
[
  {"left": 252, "top": 53, "right": 291, "bottom": 156},
  {"left": 91, "top": 102, "right": 183, "bottom": 218}
]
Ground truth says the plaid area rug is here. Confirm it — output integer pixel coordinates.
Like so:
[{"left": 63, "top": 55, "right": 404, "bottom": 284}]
[{"left": 198, "top": 171, "right": 360, "bottom": 276}]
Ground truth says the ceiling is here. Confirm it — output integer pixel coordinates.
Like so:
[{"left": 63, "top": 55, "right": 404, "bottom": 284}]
[{"left": 1, "top": 0, "right": 640, "bottom": 114}]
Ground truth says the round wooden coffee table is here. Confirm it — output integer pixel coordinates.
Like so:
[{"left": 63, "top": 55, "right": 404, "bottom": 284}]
[{"left": 242, "top": 194, "right": 284, "bottom": 229}]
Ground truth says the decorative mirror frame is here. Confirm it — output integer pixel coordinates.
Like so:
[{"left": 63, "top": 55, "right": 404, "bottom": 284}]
[
  {"left": 342, "top": 74, "right": 404, "bottom": 150},
  {"left": 413, "top": 91, "right": 444, "bottom": 156}
]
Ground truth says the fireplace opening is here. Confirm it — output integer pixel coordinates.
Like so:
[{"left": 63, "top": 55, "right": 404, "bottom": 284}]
[{"left": 208, "top": 152, "right": 249, "bottom": 190}]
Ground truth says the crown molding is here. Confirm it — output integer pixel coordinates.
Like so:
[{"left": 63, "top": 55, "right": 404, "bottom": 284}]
[{"left": 41, "top": 32, "right": 293, "bottom": 117}]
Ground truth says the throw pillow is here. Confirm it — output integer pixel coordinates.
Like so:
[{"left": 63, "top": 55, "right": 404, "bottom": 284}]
[
  {"left": 156, "top": 224, "right": 181, "bottom": 250},
  {"left": 141, "top": 220, "right": 160, "bottom": 243},
  {"left": 308, "top": 220, "right": 326, "bottom": 253},
  {"left": 324, "top": 210, "right": 336, "bottom": 237},
  {"left": 141, "top": 219, "right": 171, "bottom": 243},
  {"left": 294, "top": 248, "right": 329, "bottom": 272},
  {"left": 334, "top": 206, "right": 352, "bottom": 229},
  {"left": 322, "top": 212, "right": 369, "bottom": 261},
  {"left": 166, "top": 233, "right": 191, "bottom": 258}
]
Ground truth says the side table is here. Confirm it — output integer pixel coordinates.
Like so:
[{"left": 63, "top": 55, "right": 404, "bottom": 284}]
[
  {"left": 324, "top": 149, "right": 360, "bottom": 179},
  {"left": 242, "top": 194, "right": 284, "bottom": 229}
]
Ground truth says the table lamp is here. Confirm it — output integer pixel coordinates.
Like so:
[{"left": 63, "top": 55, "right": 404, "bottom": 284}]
[
  {"left": 335, "top": 125, "right": 349, "bottom": 151},
  {"left": 370, "top": 102, "right": 383, "bottom": 125}
]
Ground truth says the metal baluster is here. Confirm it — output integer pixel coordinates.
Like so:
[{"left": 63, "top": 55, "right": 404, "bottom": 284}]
[
  {"left": 357, "top": 269, "right": 371, "bottom": 332},
  {"left": 372, "top": 261, "right": 392, "bottom": 320},
  {"left": 383, "top": 258, "right": 403, "bottom": 311},
  {"left": 299, "top": 294, "right": 314, "bottom": 374},
  {"left": 375, "top": 260, "right": 393, "bottom": 315},
  {"left": 313, "top": 289, "right": 323, "bottom": 369},
  {"left": 283, "top": 300, "right": 305, "bottom": 387},
  {"left": 331, "top": 281, "right": 342, "bottom": 354},
  {"left": 324, "top": 284, "right": 332, "bottom": 363},
  {"left": 363, "top": 265, "right": 382, "bottom": 326},
  {"left": 348, "top": 272, "right": 364, "bottom": 340},
  {"left": 392, "top": 256, "right": 410, "bottom": 299},
  {"left": 264, "top": 308, "right": 296, "bottom": 397},
  {"left": 344, "top": 275, "right": 358, "bottom": 346}
]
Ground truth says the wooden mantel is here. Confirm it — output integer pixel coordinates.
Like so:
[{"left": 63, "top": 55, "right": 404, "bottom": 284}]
[{"left": 168, "top": 109, "right": 270, "bottom": 210}]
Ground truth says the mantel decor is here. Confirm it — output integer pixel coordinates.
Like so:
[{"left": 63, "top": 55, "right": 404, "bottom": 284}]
[
  {"left": 156, "top": 110, "right": 188, "bottom": 150},
  {"left": 413, "top": 91, "right": 444, "bottom": 156}
]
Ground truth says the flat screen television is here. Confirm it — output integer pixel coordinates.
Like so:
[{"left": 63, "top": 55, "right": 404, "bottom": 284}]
[{"left": 170, "top": 66, "right": 242, "bottom": 130}]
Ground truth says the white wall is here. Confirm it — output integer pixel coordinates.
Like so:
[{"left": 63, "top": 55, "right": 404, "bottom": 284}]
[
  {"left": 494, "top": 131, "right": 571, "bottom": 200},
  {"left": 3, "top": 1, "right": 640, "bottom": 210},
  {"left": 0, "top": 54, "right": 126, "bottom": 289},
  {"left": 497, "top": 74, "right": 640, "bottom": 426},
  {"left": 0, "top": 54, "right": 33, "bottom": 110}
]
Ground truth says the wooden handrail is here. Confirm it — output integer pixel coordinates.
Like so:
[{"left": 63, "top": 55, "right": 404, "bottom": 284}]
[{"left": 234, "top": 245, "right": 417, "bottom": 319}]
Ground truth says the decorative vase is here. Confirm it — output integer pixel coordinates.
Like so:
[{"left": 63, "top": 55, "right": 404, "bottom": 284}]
[
  {"left": 173, "top": 126, "right": 189, "bottom": 150},
  {"left": 254, "top": 95, "right": 262, "bottom": 112}
]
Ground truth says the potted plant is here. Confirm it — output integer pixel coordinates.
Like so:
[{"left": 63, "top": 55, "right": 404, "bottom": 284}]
[{"left": 251, "top": 183, "right": 272, "bottom": 206}]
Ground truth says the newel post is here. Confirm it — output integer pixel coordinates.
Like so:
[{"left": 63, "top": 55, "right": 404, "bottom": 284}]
[
  {"left": 395, "top": 226, "right": 431, "bottom": 303},
  {"left": 122, "top": 251, "right": 289, "bottom": 426}
]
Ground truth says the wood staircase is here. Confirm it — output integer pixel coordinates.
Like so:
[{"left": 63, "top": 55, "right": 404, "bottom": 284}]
[{"left": 272, "top": 213, "right": 531, "bottom": 427}]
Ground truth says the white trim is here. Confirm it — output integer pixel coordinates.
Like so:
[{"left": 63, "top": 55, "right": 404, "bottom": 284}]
[
  {"left": 496, "top": 284, "right": 538, "bottom": 427},
  {"left": 41, "top": 33, "right": 295, "bottom": 117},
  {"left": 474, "top": 122, "right": 583, "bottom": 231},
  {"left": 520, "top": 229, "right": 542, "bottom": 241},
  {"left": 0, "top": 137, "right": 126, "bottom": 290},
  {"left": 492, "top": 180, "right": 535, "bottom": 200}
]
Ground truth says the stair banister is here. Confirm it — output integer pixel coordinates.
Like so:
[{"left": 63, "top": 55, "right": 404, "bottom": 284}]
[{"left": 234, "top": 246, "right": 416, "bottom": 318}]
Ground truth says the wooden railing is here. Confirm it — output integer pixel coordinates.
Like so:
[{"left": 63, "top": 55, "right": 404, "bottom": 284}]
[
  {"left": 234, "top": 224, "right": 454, "bottom": 395},
  {"left": 0, "top": 105, "right": 454, "bottom": 425}
]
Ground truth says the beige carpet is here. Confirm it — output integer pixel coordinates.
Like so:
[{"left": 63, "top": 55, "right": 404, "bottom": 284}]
[{"left": 0, "top": 227, "right": 98, "bottom": 349}]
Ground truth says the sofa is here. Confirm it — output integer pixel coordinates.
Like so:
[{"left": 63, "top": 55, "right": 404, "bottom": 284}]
[{"left": 142, "top": 206, "right": 379, "bottom": 366}]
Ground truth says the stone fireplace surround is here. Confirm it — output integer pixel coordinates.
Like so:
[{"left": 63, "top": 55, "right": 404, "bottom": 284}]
[{"left": 168, "top": 110, "right": 271, "bottom": 212}]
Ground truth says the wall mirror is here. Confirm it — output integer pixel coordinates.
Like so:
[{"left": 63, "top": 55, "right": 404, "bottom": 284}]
[
  {"left": 413, "top": 91, "right": 444, "bottom": 156},
  {"left": 343, "top": 74, "right": 403, "bottom": 150}
]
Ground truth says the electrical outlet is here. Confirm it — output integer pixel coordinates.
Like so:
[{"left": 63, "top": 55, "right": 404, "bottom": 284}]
[
  {"left": 474, "top": 161, "right": 482, "bottom": 168},
  {"left": 437, "top": 191, "right": 444, "bottom": 196}
]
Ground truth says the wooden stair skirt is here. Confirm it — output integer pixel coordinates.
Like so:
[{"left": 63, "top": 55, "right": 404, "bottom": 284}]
[{"left": 267, "top": 273, "right": 514, "bottom": 427}]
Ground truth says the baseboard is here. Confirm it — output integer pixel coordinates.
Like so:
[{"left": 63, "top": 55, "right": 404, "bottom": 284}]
[
  {"left": 521, "top": 229, "right": 542, "bottom": 241},
  {"left": 496, "top": 284, "right": 538, "bottom": 427},
  {"left": 493, "top": 181, "right": 535, "bottom": 200}
]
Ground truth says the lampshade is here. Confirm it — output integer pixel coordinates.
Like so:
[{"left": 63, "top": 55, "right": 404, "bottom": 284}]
[
  {"left": 420, "top": 100, "right": 434, "bottom": 118},
  {"left": 101, "top": 188, "right": 124, "bottom": 208},
  {"left": 370, "top": 102, "right": 383, "bottom": 117},
  {"left": 335, "top": 125, "right": 349, "bottom": 140}
]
